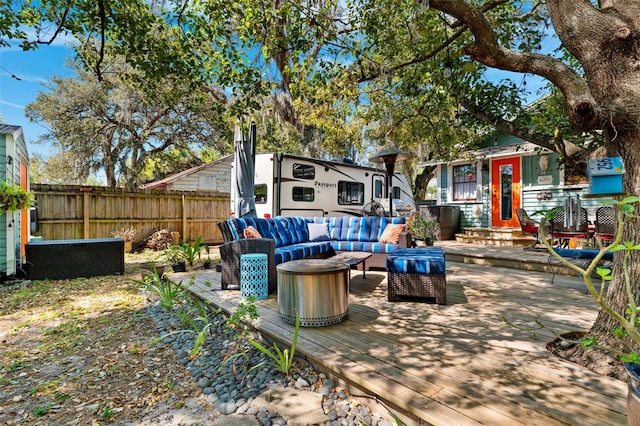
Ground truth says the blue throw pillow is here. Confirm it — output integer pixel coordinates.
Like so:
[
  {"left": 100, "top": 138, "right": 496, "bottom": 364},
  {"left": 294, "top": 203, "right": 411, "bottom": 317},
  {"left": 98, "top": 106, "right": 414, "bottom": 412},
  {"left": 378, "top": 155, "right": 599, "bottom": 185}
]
[{"left": 308, "top": 223, "right": 330, "bottom": 241}]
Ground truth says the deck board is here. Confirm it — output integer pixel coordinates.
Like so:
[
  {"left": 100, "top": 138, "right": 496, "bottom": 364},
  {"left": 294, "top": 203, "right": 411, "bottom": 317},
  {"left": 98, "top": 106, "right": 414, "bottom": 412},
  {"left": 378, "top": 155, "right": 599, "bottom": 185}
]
[{"left": 172, "top": 259, "right": 627, "bottom": 426}]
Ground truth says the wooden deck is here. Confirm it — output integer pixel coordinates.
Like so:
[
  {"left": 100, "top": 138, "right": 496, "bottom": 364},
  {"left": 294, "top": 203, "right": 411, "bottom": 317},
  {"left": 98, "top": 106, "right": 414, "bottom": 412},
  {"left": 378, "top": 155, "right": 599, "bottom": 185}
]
[{"left": 171, "top": 258, "right": 627, "bottom": 425}]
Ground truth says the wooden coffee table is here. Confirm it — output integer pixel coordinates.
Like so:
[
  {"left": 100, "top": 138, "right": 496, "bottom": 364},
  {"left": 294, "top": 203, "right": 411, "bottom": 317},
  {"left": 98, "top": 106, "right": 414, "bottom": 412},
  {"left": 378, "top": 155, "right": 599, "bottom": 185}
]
[{"left": 331, "top": 251, "right": 373, "bottom": 278}]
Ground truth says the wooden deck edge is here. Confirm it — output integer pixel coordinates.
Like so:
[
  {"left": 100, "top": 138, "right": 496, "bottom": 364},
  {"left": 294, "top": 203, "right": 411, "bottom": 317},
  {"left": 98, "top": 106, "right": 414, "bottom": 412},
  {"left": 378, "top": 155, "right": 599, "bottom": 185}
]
[{"left": 445, "top": 252, "right": 576, "bottom": 277}]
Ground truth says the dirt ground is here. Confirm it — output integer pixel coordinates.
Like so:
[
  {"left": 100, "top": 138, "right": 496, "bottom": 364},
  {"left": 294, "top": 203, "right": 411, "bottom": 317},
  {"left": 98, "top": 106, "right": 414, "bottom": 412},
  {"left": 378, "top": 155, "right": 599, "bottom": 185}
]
[{"left": 0, "top": 260, "right": 220, "bottom": 425}]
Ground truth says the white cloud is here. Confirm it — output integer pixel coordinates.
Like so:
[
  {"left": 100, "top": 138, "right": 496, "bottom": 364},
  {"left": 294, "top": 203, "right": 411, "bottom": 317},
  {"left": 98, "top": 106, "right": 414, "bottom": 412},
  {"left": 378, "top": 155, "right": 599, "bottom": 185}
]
[{"left": 0, "top": 99, "right": 26, "bottom": 110}]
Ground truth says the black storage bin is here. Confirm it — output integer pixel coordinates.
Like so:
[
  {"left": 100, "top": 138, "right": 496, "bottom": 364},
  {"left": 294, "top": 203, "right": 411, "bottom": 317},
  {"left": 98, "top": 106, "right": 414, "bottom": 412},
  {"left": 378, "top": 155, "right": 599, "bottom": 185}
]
[
  {"left": 418, "top": 205, "right": 461, "bottom": 241},
  {"left": 26, "top": 238, "right": 125, "bottom": 280}
]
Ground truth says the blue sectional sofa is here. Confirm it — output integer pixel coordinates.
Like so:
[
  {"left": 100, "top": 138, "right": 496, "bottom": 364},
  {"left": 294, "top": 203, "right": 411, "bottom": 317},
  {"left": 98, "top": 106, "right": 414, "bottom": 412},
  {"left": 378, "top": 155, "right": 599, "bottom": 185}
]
[{"left": 218, "top": 216, "right": 410, "bottom": 292}]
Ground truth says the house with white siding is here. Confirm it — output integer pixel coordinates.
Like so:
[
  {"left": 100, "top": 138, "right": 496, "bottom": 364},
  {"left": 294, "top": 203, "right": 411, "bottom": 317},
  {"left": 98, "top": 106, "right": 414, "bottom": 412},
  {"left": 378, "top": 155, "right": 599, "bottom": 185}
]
[{"left": 140, "top": 155, "right": 233, "bottom": 192}]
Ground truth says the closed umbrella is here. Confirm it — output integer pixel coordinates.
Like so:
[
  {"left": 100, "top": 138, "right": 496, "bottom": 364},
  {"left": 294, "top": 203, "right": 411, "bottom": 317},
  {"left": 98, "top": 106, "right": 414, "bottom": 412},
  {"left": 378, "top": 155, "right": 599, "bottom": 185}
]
[{"left": 234, "top": 122, "right": 257, "bottom": 218}]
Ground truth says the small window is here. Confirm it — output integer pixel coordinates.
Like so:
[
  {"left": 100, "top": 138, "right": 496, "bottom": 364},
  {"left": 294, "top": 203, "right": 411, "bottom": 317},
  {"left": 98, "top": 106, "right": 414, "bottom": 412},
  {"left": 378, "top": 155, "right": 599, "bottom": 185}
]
[
  {"left": 254, "top": 184, "right": 267, "bottom": 204},
  {"left": 293, "top": 163, "right": 315, "bottom": 179},
  {"left": 374, "top": 179, "right": 385, "bottom": 198},
  {"left": 392, "top": 186, "right": 401, "bottom": 199},
  {"left": 292, "top": 187, "right": 315, "bottom": 202},
  {"left": 453, "top": 164, "right": 477, "bottom": 201},
  {"left": 338, "top": 181, "right": 364, "bottom": 205}
]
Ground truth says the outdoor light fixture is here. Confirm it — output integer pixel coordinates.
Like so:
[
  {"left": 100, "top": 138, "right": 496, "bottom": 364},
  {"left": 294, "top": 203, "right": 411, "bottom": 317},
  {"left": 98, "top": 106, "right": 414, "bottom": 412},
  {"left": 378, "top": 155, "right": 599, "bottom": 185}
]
[{"left": 443, "top": 62, "right": 452, "bottom": 78}]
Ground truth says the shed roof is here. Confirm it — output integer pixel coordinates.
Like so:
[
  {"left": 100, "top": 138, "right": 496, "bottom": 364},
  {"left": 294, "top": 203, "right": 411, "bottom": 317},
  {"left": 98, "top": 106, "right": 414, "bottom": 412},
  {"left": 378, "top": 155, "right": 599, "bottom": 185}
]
[{"left": 140, "top": 154, "right": 233, "bottom": 189}]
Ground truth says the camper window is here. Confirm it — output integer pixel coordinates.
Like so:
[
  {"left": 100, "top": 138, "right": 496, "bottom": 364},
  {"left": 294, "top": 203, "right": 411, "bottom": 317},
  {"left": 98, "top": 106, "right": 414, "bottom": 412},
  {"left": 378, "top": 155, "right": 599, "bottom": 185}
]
[
  {"left": 374, "top": 180, "right": 384, "bottom": 198},
  {"left": 338, "top": 181, "right": 364, "bottom": 205},
  {"left": 292, "top": 187, "right": 315, "bottom": 202},
  {"left": 293, "top": 163, "right": 315, "bottom": 179},
  {"left": 255, "top": 184, "right": 267, "bottom": 204}
]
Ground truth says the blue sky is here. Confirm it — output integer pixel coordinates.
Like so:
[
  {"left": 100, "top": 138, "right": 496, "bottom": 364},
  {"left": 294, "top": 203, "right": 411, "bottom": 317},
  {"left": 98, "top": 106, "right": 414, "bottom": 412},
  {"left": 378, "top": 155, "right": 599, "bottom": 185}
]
[
  {"left": 0, "top": 39, "right": 75, "bottom": 157},
  {"left": 1, "top": 36, "right": 552, "bottom": 162}
]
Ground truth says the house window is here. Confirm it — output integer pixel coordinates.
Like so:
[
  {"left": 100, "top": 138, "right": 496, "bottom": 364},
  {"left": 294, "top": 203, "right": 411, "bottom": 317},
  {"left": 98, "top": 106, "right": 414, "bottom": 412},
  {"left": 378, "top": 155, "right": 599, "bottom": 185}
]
[
  {"left": 292, "top": 186, "right": 314, "bottom": 201},
  {"left": 452, "top": 164, "right": 478, "bottom": 201},
  {"left": 292, "top": 163, "right": 315, "bottom": 179},
  {"left": 338, "top": 181, "right": 364, "bottom": 205}
]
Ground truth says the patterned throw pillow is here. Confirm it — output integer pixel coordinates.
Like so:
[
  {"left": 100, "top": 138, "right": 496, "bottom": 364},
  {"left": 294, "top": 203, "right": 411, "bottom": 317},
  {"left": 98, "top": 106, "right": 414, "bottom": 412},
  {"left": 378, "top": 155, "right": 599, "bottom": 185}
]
[
  {"left": 243, "top": 226, "right": 262, "bottom": 238},
  {"left": 307, "top": 223, "right": 330, "bottom": 241},
  {"left": 379, "top": 223, "right": 406, "bottom": 244}
]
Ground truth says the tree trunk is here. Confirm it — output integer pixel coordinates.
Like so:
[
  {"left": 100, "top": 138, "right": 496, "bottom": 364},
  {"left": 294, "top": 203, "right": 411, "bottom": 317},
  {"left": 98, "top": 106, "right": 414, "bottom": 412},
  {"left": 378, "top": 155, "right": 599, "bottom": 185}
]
[{"left": 559, "top": 129, "right": 640, "bottom": 379}]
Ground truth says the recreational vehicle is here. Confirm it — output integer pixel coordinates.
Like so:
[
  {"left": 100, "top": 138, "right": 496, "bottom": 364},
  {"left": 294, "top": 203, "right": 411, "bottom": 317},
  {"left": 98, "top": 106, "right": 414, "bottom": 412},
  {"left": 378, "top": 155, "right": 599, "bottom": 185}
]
[{"left": 231, "top": 153, "right": 416, "bottom": 218}]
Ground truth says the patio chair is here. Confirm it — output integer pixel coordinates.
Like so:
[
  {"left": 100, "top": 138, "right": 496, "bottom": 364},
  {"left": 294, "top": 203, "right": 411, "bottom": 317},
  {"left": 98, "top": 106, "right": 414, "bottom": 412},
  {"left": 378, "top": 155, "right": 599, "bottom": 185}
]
[
  {"left": 217, "top": 220, "right": 235, "bottom": 243},
  {"left": 549, "top": 206, "right": 590, "bottom": 248},
  {"left": 516, "top": 208, "right": 539, "bottom": 250},
  {"left": 595, "top": 206, "right": 615, "bottom": 246},
  {"left": 218, "top": 237, "right": 276, "bottom": 293}
]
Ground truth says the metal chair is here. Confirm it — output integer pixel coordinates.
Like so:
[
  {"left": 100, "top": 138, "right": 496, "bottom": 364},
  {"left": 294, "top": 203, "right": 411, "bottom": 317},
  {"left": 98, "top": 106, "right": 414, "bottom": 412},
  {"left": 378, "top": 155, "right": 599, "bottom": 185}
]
[
  {"left": 550, "top": 207, "right": 589, "bottom": 247},
  {"left": 595, "top": 206, "right": 615, "bottom": 245},
  {"left": 515, "top": 208, "right": 540, "bottom": 250}
]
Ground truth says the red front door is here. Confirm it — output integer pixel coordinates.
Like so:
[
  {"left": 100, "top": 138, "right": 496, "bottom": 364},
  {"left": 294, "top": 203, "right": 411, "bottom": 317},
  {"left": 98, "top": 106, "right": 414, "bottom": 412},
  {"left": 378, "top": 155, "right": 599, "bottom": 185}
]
[{"left": 491, "top": 157, "right": 521, "bottom": 227}]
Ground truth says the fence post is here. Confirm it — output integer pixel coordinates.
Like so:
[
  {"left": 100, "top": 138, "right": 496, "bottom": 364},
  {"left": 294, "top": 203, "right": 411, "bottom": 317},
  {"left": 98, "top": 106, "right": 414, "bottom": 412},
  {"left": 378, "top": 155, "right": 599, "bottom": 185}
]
[
  {"left": 83, "top": 188, "right": 91, "bottom": 238},
  {"left": 182, "top": 194, "right": 187, "bottom": 241}
]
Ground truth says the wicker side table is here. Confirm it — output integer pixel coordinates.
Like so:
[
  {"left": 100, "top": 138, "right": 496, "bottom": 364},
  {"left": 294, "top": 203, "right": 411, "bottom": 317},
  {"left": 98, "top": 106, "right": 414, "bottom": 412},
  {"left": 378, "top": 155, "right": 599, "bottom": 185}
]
[{"left": 386, "top": 248, "right": 447, "bottom": 304}]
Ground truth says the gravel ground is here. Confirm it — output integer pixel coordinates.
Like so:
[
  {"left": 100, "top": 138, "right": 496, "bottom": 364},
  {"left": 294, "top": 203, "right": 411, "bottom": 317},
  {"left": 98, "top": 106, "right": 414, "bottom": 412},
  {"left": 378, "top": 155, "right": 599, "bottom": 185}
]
[{"left": 1, "top": 260, "right": 398, "bottom": 425}]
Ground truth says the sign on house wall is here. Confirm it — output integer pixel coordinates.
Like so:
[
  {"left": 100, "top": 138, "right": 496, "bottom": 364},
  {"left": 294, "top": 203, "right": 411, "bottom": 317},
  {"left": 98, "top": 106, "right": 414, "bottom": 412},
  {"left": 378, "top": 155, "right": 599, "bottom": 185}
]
[{"left": 522, "top": 153, "right": 560, "bottom": 187}]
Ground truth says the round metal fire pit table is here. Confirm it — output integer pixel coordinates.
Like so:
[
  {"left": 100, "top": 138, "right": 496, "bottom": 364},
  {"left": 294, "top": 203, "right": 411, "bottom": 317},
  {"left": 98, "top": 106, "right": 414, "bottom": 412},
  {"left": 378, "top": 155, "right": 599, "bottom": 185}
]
[{"left": 277, "top": 259, "right": 350, "bottom": 327}]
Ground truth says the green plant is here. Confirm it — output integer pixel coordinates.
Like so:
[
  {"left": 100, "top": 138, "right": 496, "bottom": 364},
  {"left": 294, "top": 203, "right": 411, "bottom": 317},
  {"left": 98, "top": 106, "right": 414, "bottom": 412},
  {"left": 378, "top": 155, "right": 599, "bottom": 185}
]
[
  {"left": 248, "top": 312, "right": 300, "bottom": 374},
  {"left": 101, "top": 405, "right": 115, "bottom": 420},
  {"left": 203, "top": 244, "right": 212, "bottom": 268},
  {"left": 152, "top": 297, "right": 214, "bottom": 358},
  {"left": 226, "top": 297, "right": 259, "bottom": 340},
  {"left": 163, "top": 244, "right": 187, "bottom": 265},
  {"left": 133, "top": 271, "right": 182, "bottom": 310},
  {"left": 0, "top": 180, "right": 34, "bottom": 212},
  {"left": 538, "top": 196, "right": 640, "bottom": 363},
  {"left": 180, "top": 236, "right": 205, "bottom": 267},
  {"left": 33, "top": 403, "right": 54, "bottom": 418},
  {"left": 407, "top": 215, "right": 438, "bottom": 244}
]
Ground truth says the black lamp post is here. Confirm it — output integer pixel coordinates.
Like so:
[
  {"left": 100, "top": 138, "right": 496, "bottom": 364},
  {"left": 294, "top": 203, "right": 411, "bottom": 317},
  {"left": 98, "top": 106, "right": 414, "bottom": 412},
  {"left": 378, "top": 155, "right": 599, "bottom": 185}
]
[{"left": 369, "top": 148, "right": 412, "bottom": 216}]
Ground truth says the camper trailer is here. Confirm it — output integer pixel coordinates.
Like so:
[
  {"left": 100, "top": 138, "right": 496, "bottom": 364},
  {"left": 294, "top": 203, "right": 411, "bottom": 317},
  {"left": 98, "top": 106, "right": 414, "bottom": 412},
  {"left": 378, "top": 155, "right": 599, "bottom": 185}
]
[{"left": 231, "top": 153, "right": 416, "bottom": 218}]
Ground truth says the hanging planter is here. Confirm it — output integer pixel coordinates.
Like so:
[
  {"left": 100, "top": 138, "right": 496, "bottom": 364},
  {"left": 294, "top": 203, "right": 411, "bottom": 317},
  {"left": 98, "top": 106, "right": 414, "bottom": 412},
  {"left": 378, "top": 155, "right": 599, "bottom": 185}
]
[{"left": 0, "top": 180, "right": 34, "bottom": 212}]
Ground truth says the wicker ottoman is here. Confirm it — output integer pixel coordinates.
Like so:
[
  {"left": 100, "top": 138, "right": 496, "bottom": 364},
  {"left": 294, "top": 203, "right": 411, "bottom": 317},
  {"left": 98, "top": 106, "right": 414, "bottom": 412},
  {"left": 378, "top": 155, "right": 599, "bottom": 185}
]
[{"left": 386, "top": 248, "right": 447, "bottom": 304}]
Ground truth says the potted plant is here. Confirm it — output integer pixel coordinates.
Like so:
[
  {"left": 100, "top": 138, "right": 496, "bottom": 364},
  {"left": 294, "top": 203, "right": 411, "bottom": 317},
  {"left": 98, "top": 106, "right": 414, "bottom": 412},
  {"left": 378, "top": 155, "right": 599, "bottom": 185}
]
[
  {"left": 180, "top": 235, "right": 204, "bottom": 269},
  {"left": 0, "top": 180, "right": 34, "bottom": 212},
  {"left": 111, "top": 225, "right": 138, "bottom": 253},
  {"left": 407, "top": 215, "right": 439, "bottom": 246},
  {"left": 202, "top": 244, "right": 212, "bottom": 269},
  {"left": 164, "top": 244, "right": 187, "bottom": 272},
  {"left": 539, "top": 196, "right": 640, "bottom": 424},
  {"left": 139, "top": 250, "right": 166, "bottom": 280}
]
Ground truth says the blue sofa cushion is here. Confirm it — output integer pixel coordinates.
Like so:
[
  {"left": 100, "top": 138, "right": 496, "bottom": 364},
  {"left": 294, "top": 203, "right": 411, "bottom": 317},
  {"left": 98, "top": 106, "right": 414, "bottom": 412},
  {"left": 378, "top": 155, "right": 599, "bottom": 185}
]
[
  {"left": 275, "top": 241, "right": 333, "bottom": 264},
  {"left": 387, "top": 248, "right": 446, "bottom": 274},
  {"left": 227, "top": 216, "right": 407, "bottom": 254},
  {"left": 228, "top": 217, "right": 310, "bottom": 248},
  {"left": 553, "top": 248, "right": 613, "bottom": 260}
]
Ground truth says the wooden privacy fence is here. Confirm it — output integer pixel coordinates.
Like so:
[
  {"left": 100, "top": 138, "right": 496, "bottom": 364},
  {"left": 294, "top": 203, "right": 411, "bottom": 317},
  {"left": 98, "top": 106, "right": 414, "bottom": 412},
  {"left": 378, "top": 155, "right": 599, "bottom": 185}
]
[{"left": 31, "top": 184, "right": 231, "bottom": 245}]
